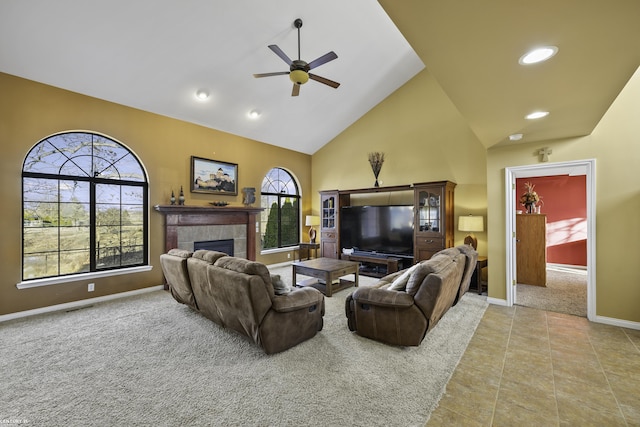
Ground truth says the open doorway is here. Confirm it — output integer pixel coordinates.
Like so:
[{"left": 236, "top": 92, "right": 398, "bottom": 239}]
[{"left": 505, "top": 160, "right": 596, "bottom": 321}]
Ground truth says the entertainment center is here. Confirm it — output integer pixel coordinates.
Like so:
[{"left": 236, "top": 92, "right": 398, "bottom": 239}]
[{"left": 319, "top": 181, "right": 455, "bottom": 277}]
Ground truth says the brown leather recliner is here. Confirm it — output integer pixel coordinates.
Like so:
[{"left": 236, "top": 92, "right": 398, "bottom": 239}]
[
  {"left": 345, "top": 245, "right": 478, "bottom": 346},
  {"left": 160, "top": 249, "right": 325, "bottom": 354}
]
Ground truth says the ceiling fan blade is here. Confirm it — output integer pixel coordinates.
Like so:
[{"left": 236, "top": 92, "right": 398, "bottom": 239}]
[
  {"left": 268, "top": 45, "right": 293, "bottom": 65},
  {"left": 291, "top": 83, "right": 300, "bottom": 97},
  {"left": 309, "top": 73, "right": 340, "bottom": 89},
  {"left": 307, "top": 51, "right": 338, "bottom": 70},
  {"left": 253, "top": 71, "right": 290, "bottom": 78}
]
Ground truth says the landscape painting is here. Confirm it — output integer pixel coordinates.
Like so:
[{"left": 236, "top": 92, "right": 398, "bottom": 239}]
[{"left": 191, "top": 156, "right": 238, "bottom": 195}]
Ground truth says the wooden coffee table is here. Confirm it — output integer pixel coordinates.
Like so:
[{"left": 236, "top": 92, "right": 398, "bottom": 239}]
[{"left": 292, "top": 257, "right": 359, "bottom": 297}]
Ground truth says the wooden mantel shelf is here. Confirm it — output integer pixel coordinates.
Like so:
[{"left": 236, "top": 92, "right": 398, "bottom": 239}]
[
  {"left": 154, "top": 204, "right": 264, "bottom": 260},
  {"left": 153, "top": 205, "right": 263, "bottom": 215}
]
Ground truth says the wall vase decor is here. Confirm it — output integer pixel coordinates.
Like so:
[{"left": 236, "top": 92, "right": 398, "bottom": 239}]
[
  {"left": 368, "top": 152, "right": 385, "bottom": 187},
  {"left": 178, "top": 186, "right": 185, "bottom": 205}
]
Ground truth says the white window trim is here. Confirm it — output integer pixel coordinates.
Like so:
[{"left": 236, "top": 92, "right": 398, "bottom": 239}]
[
  {"left": 260, "top": 245, "right": 299, "bottom": 256},
  {"left": 16, "top": 265, "right": 153, "bottom": 289}
]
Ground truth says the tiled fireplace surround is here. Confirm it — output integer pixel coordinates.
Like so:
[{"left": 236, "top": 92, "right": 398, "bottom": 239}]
[
  {"left": 180, "top": 225, "right": 244, "bottom": 256},
  {"left": 154, "top": 205, "right": 263, "bottom": 261}
]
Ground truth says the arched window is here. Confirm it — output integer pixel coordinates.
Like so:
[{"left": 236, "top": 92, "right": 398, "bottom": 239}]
[
  {"left": 260, "top": 168, "right": 300, "bottom": 250},
  {"left": 22, "top": 131, "right": 148, "bottom": 281}
]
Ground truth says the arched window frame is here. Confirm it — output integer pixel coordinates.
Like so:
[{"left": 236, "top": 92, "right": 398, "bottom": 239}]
[
  {"left": 19, "top": 131, "right": 150, "bottom": 288},
  {"left": 260, "top": 168, "right": 301, "bottom": 251}
]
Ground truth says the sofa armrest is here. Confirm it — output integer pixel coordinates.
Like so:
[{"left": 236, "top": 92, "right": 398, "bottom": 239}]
[
  {"left": 271, "top": 287, "right": 323, "bottom": 313},
  {"left": 351, "top": 287, "right": 414, "bottom": 308}
]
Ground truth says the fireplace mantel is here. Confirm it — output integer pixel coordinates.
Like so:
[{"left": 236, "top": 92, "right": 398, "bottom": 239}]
[{"left": 154, "top": 205, "right": 264, "bottom": 260}]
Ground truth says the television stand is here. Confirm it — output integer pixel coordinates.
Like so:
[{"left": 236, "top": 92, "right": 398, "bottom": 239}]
[{"left": 340, "top": 253, "right": 402, "bottom": 278}]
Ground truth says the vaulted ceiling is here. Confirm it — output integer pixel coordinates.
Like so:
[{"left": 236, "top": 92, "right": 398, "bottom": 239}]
[{"left": 2, "top": 0, "right": 639, "bottom": 154}]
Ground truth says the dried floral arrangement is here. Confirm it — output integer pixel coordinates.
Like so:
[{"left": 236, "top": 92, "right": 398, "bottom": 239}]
[
  {"left": 368, "top": 152, "right": 385, "bottom": 187},
  {"left": 519, "top": 181, "right": 542, "bottom": 212}
]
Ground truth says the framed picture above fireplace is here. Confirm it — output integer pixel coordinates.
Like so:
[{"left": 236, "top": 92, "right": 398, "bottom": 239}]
[{"left": 191, "top": 156, "right": 238, "bottom": 195}]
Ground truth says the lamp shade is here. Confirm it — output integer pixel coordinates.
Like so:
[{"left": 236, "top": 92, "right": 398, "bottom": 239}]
[
  {"left": 458, "top": 215, "right": 484, "bottom": 232},
  {"left": 305, "top": 215, "right": 320, "bottom": 227}
]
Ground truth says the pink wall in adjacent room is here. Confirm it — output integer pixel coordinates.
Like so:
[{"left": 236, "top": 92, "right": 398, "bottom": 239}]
[{"left": 516, "top": 175, "right": 587, "bottom": 266}]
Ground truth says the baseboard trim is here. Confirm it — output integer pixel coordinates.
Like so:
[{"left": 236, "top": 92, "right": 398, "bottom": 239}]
[
  {"left": 0, "top": 285, "right": 165, "bottom": 323},
  {"left": 487, "top": 297, "right": 508, "bottom": 306},
  {"left": 486, "top": 297, "right": 639, "bottom": 330},
  {"left": 594, "top": 315, "right": 640, "bottom": 330},
  {"left": 547, "top": 263, "right": 587, "bottom": 271}
]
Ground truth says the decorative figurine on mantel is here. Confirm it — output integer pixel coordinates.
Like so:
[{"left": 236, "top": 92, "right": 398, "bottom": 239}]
[
  {"left": 170, "top": 190, "right": 176, "bottom": 205},
  {"left": 242, "top": 187, "right": 256, "bottom": 206},
  {"left": 178, "top": 186, "right": 185, "bottom": 205}
]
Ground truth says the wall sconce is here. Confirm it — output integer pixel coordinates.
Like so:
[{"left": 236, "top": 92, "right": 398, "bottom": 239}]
[
  {"left": 458, "top": 215, "right": 484, "bottom": 250},
  {"left": 305, "top": 215, "right": 320, "bottom": 243}
]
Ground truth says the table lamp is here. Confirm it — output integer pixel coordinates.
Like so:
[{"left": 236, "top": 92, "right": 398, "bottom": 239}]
[
  {"left": 458, "top": 215, "right": 484, "bottom": 250},
  {"left": 305, "top": 215, "right": 320, "bottom": 243}
]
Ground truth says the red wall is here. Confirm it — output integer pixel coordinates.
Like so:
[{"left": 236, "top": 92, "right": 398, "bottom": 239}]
[{"left": 516, "top": 175, "right": 587, "bottom": 266}]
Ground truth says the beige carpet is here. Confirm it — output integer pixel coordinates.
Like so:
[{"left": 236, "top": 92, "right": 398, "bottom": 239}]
[
  {"left": 516, "top": 266, "right": 587, "bottom": 317},
  {"left": 0, "top": 267, "right": 488, "bottom": 426}
]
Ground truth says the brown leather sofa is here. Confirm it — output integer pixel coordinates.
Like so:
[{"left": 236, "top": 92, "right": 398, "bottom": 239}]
[
  {"left": 160, "top": 249, "right": 325, "bottom": 354},
  {"left": 345, "top": 245, "right": 478, "bottom": 346}
]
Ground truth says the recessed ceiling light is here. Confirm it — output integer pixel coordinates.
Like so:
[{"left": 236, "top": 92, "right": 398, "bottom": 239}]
[
  {"left": 248, "top": 109, "right": 261, "bottom": 119},
  {"left": 195, "top": 89, "right": 210, "bottom": 100},
  {"left": 509, "top": 133, "right": 523, "bottom": 141},
  {"left": 525, "top": 111, "right": 549, "bottom": 120},
  {"left": 519, "top": 46, "right": 558, "bottom": 65}
]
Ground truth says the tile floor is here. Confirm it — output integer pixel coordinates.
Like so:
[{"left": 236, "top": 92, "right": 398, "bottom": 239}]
[{"left": 427, "top": 303, "right": 640, "bottom": 426}]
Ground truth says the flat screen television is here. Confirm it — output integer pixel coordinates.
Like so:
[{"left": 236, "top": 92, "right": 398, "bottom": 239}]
[{"left": 340, "top": 205, "right": 414, "bottom": 257}]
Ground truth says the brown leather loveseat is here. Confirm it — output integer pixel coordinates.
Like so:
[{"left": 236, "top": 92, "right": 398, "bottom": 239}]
[
  {"left": 160, "top": 249, "right": 325, "bottom": 354},
  {"left": 345, "top": 245, "right": 477, "bottom": 346}
]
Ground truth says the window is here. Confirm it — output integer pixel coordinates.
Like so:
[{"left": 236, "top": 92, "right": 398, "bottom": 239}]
[
  {"left": 260, "top": 168, "right": 300, "bottom": 250},
  {"left": 22, "top": 131, "right": 148, "bottom": 281}
]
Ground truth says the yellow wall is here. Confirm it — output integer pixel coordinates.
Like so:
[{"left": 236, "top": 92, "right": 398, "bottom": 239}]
[
  {"left": 0, "top": 72, "right": 311, "bottom": 315},
  {"left": 487, "top": 67, "right": 640, "bottom": 322},
  {"left": 4, "top": 61, "right": 639, "bottom": 323},
  {"left": 312, "top": 70, "right": 489, "bottom": 254}
]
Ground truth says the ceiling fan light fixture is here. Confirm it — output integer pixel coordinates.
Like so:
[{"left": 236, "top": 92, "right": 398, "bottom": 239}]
[
  {"left": 519, "top": 46, "right": 558, "bottom": 65},
  {"left": 289, "top": 69, "right": 309, "bottom": 85}
]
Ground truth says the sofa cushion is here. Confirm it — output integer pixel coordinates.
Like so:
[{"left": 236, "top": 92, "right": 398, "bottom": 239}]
[
  {"left": 406, "top": 255, "right": 451, "bottom": 296},
  {"left": 214, "top": 257, "right": 272, "bottom": 287},
  {"left": 387, "top": 263, "right": 419, "bottom": 291},
  {"left": 167, "top": 248, "right": 193, "bottom": 258},
  {"left": 192, "top": 249, "right": 228, "bottom": 264},
  {"left": 270, "top": 274, "right": 292, "bottom": 295}
]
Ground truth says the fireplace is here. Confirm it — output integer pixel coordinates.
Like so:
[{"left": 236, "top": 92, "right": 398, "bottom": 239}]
[
  {"left": 154, "top": 205, "right": 264, "bottom": 261},
  {"left": 194, "top": 239, "right": 234, "bottom": 256}
]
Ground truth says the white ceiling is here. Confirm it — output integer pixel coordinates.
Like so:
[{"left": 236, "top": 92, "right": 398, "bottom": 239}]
[
  {"left": 2, "top": 1, "right": 640, "bottom": 154},
  {"left": 0, "top": 0, "right": 424, "bottom": 155}
]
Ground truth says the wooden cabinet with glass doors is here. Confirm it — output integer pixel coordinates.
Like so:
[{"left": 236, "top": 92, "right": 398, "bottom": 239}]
[
  {"left": 413, "top": 181, "right": 456, "bottom": 262},
  {"left": 319, "top": 190, "right": 350, "bottom": 259}
]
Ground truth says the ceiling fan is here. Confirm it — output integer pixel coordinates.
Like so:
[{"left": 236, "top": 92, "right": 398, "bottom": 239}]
[{"left": 253, "top": 18, "right": 340, "bottom": 97}]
